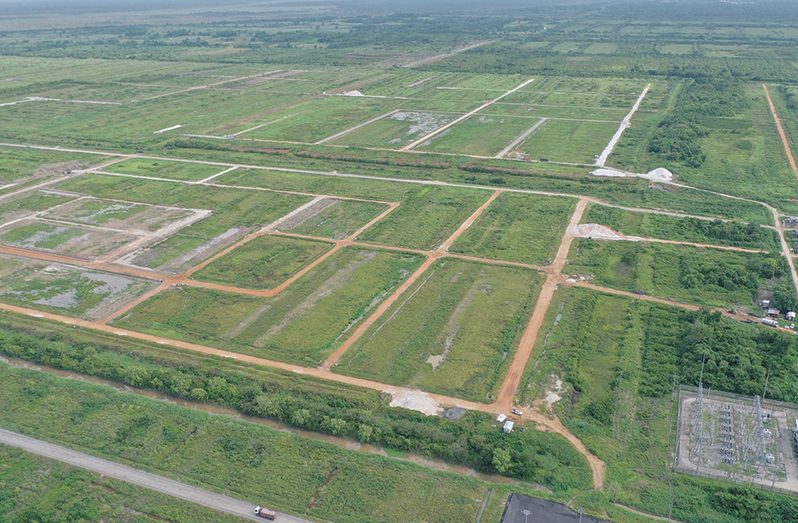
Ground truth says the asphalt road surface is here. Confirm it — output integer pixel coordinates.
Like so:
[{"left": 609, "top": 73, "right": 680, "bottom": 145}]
[{"left": 0, "top": 428, "right": 315, "bottom": 523}]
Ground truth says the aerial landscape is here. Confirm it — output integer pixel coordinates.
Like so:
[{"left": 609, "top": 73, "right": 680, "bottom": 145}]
[{"left": 3, "top": 0, "right": 798, "bottom": 521}]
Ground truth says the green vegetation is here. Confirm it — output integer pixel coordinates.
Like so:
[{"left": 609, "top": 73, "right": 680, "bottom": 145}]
[
  {"left": 519, "top": 287, "right": 798, "bottom": 523},
  {"left": 0, "top": 446, "right": 243, "bottom": 523},
  {"left": 419, "top": 115, "right": 534, "bottom": 156},
  {"left": 108, "top": 158, "right": 223, "bottom": 181},
  {"left": 357, "top": 186, "right": 488, "bottom": 250},
  {"left": 288, "top": 199, "right": 389, "bottom": 239},
  {"left": 519, "top": 119, "right": 619, "bottom": 164},
  {"left": 450, "top": 192, "right": 575, "bottom": 264},
  {"left": 337, "top": 259, "right": 541, "bottom": 401},
  {"left": 116, "top": 247, "right": 424, "bottom": 365},
  {"left": 191, "top": 236, "right": 333, "bottom": 290},
  {"left": 567, "top": 239, "right": 789, "bottom": 310},
  {"left": 0, "top": 309, "right": 591, "bottom": 491},
  {"left": 583, "top": 204, "right": 780, "bottom": 251},
  {"left": 0, "top": 363, "right": 591, "bottom": 522}
]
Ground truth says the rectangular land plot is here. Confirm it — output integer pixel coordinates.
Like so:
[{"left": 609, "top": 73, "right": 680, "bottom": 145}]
[
  {"left": 450, "top": 193, "right": 576, "bottom": 265},
  {"left": 335, "top": 259, "right": 542, "bottom": 401},
  {"left": 0, "top": 253, "right": 158, "bottom": 320},
  {"left": 190, "top": 235, "right": 333, "bottom": 290},
  {"left": 275, "top": 198, "right": 389, "bottom": 240},
  {"left": 416, "top": 114, "right": 537, "bottom": 156},
  {"left": 582, "top": 204, "right": 780, "bottom": 251},
  {"left": 104, "top": 158, "right": 223, "bottom": 182},
  {"left": 517, "top": 119, "right": 619, "bottom": 163},
  {"left": 566, "top": 239, "right": 790, "bottom": 310},
  {"left": 0, "top": 147, "right": 102, "bottom": 195},
  {"left": 357, "top": 186, "right": 488, "bottom": 250},
  {"left": 333, "top": 110, "right": 459, "bottom": 149},
  {"left": 0, "top": 190, "right": 78, "bottom": 225},
  {"left": 114, "top": 247, "right": 424, "bottom": 365},
  {"left": 244, "top": 96, "right": 403, "bottom": 143},
  {"left": 0, "top": 219, "right": 138, "bottom": 259},
  {"left": 488, "top": 103, "right": 627, "bottom": 121}
]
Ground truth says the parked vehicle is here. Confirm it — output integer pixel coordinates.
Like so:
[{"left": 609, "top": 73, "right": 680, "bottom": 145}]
[
  {"left": 255, "top": 506, "right": 277, "bottom": 520},
  {"left": 511, "top": 408, "right": 523, "bottom": 416}
]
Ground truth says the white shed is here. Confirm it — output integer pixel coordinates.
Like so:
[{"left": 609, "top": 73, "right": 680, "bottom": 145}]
[
  {"left": 787, "top": 311, "right": 796, "bottom": 322},
  {"left": 496, "top": 413, "right": 507, "bottom": 423},
  {"left": 502, "top": 420, "right": 514, "bottom": 434}
]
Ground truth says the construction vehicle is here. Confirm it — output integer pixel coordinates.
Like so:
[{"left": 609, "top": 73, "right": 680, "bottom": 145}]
[{"left": 254, "top": 506, "right": 276, "bottom": 520}]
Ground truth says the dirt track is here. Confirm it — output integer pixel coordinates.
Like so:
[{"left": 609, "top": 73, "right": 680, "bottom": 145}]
[{"left": 764, "top": 83, "right": 798, "bottom": 178}]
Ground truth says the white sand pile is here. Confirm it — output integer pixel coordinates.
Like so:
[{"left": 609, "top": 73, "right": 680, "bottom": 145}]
[
  {"left": 590, "top": 167, "right": 673, "bottom": 183},
  {"left": 389, "top": 390, "right": 441, "bottom": 415}
]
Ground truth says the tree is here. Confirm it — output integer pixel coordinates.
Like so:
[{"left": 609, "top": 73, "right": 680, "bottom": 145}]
[{"left": 492, "top": 447, "right": 513, "bottom": 474}]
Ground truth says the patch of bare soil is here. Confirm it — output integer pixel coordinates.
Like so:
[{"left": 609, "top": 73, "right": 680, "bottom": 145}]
[
  {"left": 275, "top": 198, "right": 338, "bottom": 231},
  {"left": 572, "top": 223, "right": 629, "bottom": 241},
  {"left": 388, "top": 390, "right": 440, "bottom": 415}
]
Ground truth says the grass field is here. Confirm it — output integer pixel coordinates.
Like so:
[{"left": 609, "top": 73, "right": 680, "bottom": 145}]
[
  {"left": 0, "top": 445, "right": 244, "bottom": 523},
  {"left": 450, "top": 192, "right": 576, "bottom": 264},
  {"left": 566, "top": 239, "right": 789, "bottom": 310},
  {"left": 518, "top": 119, "right": 618, "bottom": 163},
  {"left": 116, "top": 247, "right": 424, "bottom": 365},
  {"left": 0, "top": 363, "right": 591, "bottom": 523},
  {"left": 357, "top": 186, "right": 488, "bottom": 250},
  {"left": 583, "top": 204, "right": 780, "bottom": 251},
  {"left": 106, "top": 158, "right": 223, "bottom": 182},
  {"left": 336, "top": 259, "right": 542, "bottom": 401},
  {"left": 334, "top": 110, "right": 458, "bottom": 149},
  {"left": 191, "top": 235, "right": 333, "bottom": 290},
  {"left": 417, "top": 115, "right": 536, "bottom": 156},
  {"left": 284, "top": 199, "right": 389, "bottom": 240}
]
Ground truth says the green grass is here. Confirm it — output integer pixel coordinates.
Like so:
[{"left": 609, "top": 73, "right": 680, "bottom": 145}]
[
  {"left": 0, "top": 221, "right": 84, "bottom": 249},
  {"left": 0, "top": 445, "right": 245, "bottom": 523},
  {"left": 566, "top": 239, "right": 789, "bottom": 310},
  {"left": 450, "top": 192, "right": 576, "bottom": 264},
  {"left": 0, "top": 363, "right": 591, "bottom": 523},
  {"left": 245, "top": 96, "right": 403, "bottom": 143},
  {"left": 583, "top": 204, "right": 780, "bottom": 251},
  {"left": 336, "top": 258, "right": 541, "bottom": 401},
  {"left": 0, "top": 147, "right": 101, "bottom": 186},
  {"left": 287, "top": 199, "right": 389, "bottom": 239},
  {"left": 116, "top": 247, "right": 424, "bottom": 365},
  {"left": 0, "top": 191, "right": 76, "bottom": 223},
  {"left": 418, "top": 115, "right": 535, "bottom": 156},
  {"left": 107, "top": 158, "right": 223, "bottom": 181},
  {"left": 191, "top": 235, "right": 333, "bottom": 290},
  {"left": 519, "top": 119, "right": 618, "bottom": 164},
  {"left": 357, "top": 186, "right": 488, "bottom": 250},
  {"left": 334, "top": 110, "right": 458, "bottom": 149}
]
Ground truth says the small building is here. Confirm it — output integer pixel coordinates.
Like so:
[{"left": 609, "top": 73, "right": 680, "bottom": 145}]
[
  {"left": 502, "top": 420, "right": 514, "bottom": 434},
  {"left": 761, "top": 299, "right": 771, "bottom": 308},
  {"left": 767, "top": 308, "right": 780, "bottom": 318},
  {"left": 496, "top": 413, "right": 507, "bottom": 423},
  {"left": 787, "top": 311, "right": 796, "bottom": 322}
]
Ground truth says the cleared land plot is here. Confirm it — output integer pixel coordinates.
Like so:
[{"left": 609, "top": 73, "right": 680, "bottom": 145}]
[
  {"left": 583, "top": 204, "right": 780, "bottom": 251},
  {"left": 115, "top": 247, "right": 424, "bottom": 365},
  {"left": 244, "top": 96, "right": 403, "bottom": 143},
  {"left": 0, "top": 219, "right": 138, "bottom": 259},
  {"left": 0, "top": 147, "right": 100, "bottom": 195},
  {"left": 566, "top": 239, "right": 790, "bottom": 310},
  {"left": 333, "top": 110, "right": 459, "bottom": 149},
  {"left": 357, "top": 187, "right": 488, "bottom": 250},
  {"left": 190, "top": 235, "right": 333, "bottom": 290},
  {"left": 42, "top": 196, "right": 203, "bottom": 233},
  {"left": 417, "top": 114, "right": 537, "bottom": 156},
  {"left": 489, "top": 103, "right": 627, "bottom": 121},
  {"left": 518, "top": 119, "right": 619, "bottom": 163},
  {"left": 105, "top": 158, "right": 223, "bottom": 182},
  {"left": 450, "top": 193, "right": 576, "bottom": 265},
  {"left": 336, "top": 259, "right": 542, "bottom": 401},
  {"left": 0, "top": 190, "right": 77, "bottom": 225},
  {"left": 277, "top": 198, "right": 389, "bottom": 240},
  {"left": 58, "top": 174, "right": 307, "bottom": 272},
  {"left": 0, "top": 446, "right": 242, "bottom": 523},
  {"left": 0, "top": 253, "right": 157, "bottom": 320}
]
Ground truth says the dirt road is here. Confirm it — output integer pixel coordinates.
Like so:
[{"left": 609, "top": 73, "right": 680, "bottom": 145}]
[
  {"left": 0, "top": 428, "right": 311, "bottom": 523},
  {"left": 764, "top": 83, "right": 798, "bottom": 178}
]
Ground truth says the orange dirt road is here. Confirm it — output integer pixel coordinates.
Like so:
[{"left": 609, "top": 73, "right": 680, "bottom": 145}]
[{"left": 764, "top": 83, "right": 798, "bottom": 178}]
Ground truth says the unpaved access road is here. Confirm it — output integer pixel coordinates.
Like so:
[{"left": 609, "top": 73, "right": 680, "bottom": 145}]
[
  {"left": 0, "top": 428, "right": 313, "bottom": 523},
  {"left": 764, "top": 83, "right": 798, "bottom": 178}
]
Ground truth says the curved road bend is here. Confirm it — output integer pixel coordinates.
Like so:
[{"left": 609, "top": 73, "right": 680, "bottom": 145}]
[{"left": 0, "top": 428, "right": 314, "bottom": 523}]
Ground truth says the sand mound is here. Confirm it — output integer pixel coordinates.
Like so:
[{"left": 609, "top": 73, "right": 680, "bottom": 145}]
[{"left": 590, "top": 167, "right": 673, "bottom": 183}]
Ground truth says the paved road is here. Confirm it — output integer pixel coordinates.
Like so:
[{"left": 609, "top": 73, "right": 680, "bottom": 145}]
[{"left": 0, "top": 428, "right": 314, "bottom": 523}]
